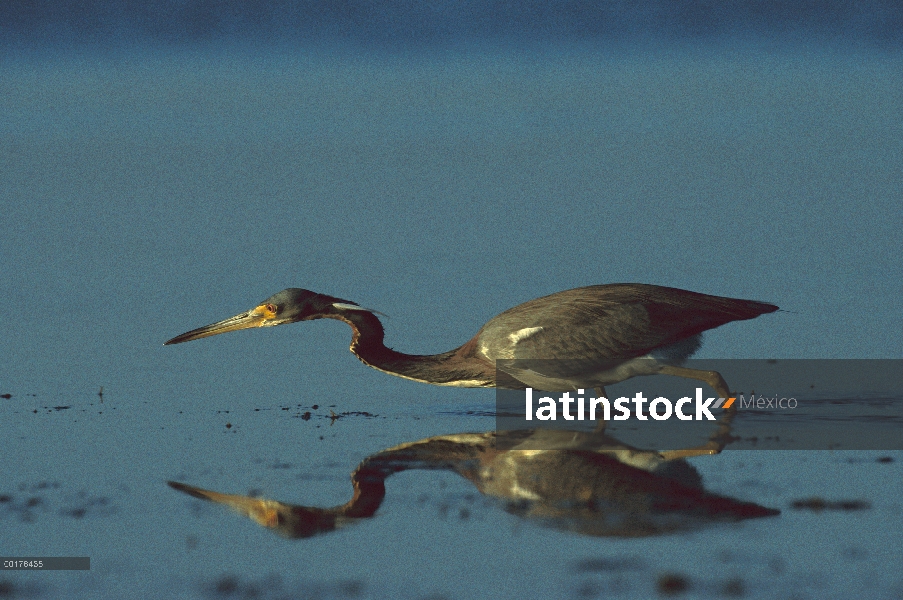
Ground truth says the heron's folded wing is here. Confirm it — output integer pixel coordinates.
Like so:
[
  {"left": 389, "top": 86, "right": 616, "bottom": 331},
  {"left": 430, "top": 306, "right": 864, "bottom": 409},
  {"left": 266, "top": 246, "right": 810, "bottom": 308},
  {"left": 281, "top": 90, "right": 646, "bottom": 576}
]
[{"left": 476, "top": 301, "right": 663, "bottom": 363}]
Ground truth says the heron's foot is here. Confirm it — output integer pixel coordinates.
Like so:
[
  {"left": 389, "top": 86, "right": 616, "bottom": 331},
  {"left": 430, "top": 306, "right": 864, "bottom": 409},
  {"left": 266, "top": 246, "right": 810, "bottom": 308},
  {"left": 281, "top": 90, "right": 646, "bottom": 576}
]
[
  {"left": 660, "top": 443, "right": 721, "bottom": 461},
  {"left": 659, "top": 423, "right": 736, "bottom": 459},
  {"left": 658, "top": 386, "right": 738, "bottom": 460}
]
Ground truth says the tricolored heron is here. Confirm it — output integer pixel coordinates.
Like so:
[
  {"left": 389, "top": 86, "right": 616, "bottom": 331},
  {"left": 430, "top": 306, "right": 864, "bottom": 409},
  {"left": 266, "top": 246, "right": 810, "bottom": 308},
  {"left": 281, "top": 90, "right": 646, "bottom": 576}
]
[{"left": 164, "top": 284, "right": 777, "bottom": 399}]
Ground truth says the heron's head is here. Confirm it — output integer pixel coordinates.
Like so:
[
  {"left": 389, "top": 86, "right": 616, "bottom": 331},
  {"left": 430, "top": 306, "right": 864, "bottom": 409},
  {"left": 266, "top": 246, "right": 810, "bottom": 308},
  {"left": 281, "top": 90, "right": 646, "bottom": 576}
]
[{"left": 164, "top": 288, "right": 374, "bottom": 345}]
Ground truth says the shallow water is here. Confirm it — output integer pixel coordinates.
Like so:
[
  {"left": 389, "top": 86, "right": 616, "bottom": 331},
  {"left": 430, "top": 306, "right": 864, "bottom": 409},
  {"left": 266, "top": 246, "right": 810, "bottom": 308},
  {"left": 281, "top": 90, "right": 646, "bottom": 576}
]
[{"left": 2, "top": 392, "right": 902, "bottom": 598}]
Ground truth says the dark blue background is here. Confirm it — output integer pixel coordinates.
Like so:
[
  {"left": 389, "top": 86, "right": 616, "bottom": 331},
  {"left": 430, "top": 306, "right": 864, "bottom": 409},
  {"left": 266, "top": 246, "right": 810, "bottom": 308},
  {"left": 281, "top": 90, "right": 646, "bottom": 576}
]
[{"left": 3, "top": 1, "right": 901, "bottom": 47}]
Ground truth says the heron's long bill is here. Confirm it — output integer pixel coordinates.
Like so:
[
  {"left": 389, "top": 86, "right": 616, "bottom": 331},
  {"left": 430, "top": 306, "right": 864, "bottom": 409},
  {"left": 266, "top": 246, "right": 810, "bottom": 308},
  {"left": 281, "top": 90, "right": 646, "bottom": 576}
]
[{"left": 164, "top": 305, "right": 274, "bottom": 345}]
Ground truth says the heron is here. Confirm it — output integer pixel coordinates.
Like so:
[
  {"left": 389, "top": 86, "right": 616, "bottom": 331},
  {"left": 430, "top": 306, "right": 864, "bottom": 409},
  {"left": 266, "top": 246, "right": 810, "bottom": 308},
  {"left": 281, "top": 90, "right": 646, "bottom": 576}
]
[{"left": 164, "top": 283, "right": 777, "bottom": 399}]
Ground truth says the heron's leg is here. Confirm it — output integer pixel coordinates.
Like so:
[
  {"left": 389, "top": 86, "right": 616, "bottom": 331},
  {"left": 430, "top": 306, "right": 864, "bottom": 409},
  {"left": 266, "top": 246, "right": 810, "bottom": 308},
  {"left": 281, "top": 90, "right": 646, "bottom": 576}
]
[
  {"left": 658, "top": 404, "right": 736, "bottom": 460},
  {"left": 658, "top": 365, "right": 731, "bottom": 399},
  {"left": 657, "top": 366, "right": 737, "bottom": 460},
  {"left": 593, "top": 387, "right": 608, "bottom": 433}
]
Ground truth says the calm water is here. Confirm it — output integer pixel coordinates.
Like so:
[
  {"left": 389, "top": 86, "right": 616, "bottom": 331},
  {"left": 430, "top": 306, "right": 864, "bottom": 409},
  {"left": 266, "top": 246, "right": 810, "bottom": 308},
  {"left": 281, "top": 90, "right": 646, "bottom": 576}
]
[{"left": 1, "top": 13, "right": 902, "bottom": 598}]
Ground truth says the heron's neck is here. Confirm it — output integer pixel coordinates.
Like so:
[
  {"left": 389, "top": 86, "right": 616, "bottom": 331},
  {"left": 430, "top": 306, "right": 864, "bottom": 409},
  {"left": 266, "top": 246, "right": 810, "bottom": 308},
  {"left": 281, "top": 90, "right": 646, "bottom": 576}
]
[{"left": 323, "top": 311, "right": 494, "bottom": 387}]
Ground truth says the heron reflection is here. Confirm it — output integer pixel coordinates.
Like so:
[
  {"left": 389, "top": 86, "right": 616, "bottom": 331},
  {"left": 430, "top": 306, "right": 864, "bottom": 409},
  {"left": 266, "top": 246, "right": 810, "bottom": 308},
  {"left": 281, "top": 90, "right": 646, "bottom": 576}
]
[{"left": 169, "top": 428, "right": 778, "bottom": 539}]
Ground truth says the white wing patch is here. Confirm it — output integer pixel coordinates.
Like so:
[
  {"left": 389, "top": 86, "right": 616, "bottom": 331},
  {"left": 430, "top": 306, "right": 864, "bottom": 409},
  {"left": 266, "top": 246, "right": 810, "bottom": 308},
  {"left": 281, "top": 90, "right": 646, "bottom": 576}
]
[
  {"left": 479, "top": 326, "right": 545, "bottom": 360},
  {"left": 508, "top": 326, "right": 543, "bottom": 345}
]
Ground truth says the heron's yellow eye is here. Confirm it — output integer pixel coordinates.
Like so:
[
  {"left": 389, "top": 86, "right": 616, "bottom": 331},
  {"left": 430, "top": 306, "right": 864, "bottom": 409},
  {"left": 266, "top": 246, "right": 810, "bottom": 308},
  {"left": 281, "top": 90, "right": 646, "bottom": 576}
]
[{"left": 255, "top": 303, "right": 279, "bottom": 320}]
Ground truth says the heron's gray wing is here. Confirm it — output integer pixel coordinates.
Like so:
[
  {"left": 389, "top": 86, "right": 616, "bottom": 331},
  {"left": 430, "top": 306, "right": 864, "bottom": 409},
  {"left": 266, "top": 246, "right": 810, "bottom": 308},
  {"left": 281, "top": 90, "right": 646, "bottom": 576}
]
[
  {"left": 474, "top": 284, "right": 774, "bottom": 363},
  {"left": 468, "top": 284, "right": 777, "bottom": 388},
  {"left": 475, "top": 301, "right": 657, "bottom": 362}
]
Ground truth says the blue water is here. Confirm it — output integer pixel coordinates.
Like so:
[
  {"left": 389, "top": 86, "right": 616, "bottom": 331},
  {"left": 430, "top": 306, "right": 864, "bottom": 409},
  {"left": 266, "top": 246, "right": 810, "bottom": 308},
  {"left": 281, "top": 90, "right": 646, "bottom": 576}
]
[{"left": 1, "top": 6, "right": 902, "bottom": 597}]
